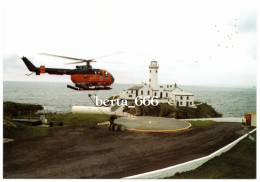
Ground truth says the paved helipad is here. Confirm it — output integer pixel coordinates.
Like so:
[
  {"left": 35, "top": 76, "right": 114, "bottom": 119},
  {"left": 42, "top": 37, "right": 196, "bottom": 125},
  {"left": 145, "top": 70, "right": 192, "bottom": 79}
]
[{"left": 115, "top": 116, "right": 191, "bottom": 132}]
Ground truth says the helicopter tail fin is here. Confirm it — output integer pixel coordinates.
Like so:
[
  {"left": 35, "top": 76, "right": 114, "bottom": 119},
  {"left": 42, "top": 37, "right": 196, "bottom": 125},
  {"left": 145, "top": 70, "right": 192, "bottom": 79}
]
[{"left": 21, "top": 57, "right": 40, "bottom": 74}]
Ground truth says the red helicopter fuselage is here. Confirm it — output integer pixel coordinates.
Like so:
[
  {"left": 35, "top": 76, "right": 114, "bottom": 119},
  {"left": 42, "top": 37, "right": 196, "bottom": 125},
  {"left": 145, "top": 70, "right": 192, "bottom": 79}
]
[
  {"left": 22, "top": 57, "right": 115, "bottom": 90},
  {"left": 70, "top": 68, "right": 114, "bottom": 88}
]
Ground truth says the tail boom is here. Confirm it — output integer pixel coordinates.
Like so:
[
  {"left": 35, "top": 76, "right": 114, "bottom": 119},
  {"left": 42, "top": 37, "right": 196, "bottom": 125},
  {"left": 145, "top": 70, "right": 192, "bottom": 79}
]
[{"left": 21, "top": 57, "right": 72, "bottom": 75}]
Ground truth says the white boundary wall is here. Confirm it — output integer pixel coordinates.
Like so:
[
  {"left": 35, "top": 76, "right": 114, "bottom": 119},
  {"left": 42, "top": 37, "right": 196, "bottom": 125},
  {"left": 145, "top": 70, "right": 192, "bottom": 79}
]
[
  {"left": 182, "top": 117, "right": 243, "bottom": 123},
  {"left": 125, "top": 128, "right": 256, "bottom": 179}
]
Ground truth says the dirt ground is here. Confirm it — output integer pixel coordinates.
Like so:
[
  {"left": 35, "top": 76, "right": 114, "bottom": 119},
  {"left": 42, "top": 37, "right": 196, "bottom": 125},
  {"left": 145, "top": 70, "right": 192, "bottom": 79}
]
[{"left": 3, "top": 122, "right": 252, "bottom": 179}]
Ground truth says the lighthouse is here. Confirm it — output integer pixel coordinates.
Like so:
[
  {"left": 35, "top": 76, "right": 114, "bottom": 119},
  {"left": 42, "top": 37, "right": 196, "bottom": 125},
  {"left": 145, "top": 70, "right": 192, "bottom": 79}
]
[
  {"left": 119, "top": 60, "right": 195, "bottom": 108},
  {"left": 149, "top": 60, "right": 159, "bottom": 88}
]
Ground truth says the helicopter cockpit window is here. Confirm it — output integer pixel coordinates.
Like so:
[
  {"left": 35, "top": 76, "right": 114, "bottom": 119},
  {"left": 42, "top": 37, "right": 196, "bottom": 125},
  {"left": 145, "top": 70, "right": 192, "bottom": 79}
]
[
  {"left": 98, "top": 71, "right": 102, "bottom": 75},
  {"left": 94, "top": 71, "right": 97, "bottom": 74},
  {"left": 105, "top": 71, "right": 108, "bottom": 78}
]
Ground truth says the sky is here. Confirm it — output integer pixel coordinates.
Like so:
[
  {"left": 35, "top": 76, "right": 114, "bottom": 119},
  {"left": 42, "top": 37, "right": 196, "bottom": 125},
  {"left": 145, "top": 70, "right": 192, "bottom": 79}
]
[{"left": 2, "top": 0, "right": 258, "bottom": 87}]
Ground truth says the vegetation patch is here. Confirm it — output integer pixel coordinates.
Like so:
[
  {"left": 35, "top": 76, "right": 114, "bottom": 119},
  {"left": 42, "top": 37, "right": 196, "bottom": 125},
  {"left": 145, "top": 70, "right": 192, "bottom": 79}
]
[
  {"left": 3, "top": 102, "right": 111, "bottom": 140},
  {"left": 123, "top": 102, "right": 222, "bottom": 119},
  {"left": 107, "top": 95, "right": 119, "bottom": 100},
  {"left": 166, "top": 131, "right": 256, "bottom": 179},
  {"left": 3, "top": 120, "right": 49, "bottom": 140},
  {"left": 188, "top": 120, "right": 216, "bottom": 128},
  {"left": 45, "top": 113, "right": 110, "bottom": 126},
  {"left": 4, "top": 101, "right": 43, "bottom": 118}
]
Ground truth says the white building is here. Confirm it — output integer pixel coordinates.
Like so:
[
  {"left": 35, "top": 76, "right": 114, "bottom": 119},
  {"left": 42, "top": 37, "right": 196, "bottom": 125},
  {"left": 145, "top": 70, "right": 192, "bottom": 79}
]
[{"left": 119, "top": 61, "right": 196, "bottom": 108}]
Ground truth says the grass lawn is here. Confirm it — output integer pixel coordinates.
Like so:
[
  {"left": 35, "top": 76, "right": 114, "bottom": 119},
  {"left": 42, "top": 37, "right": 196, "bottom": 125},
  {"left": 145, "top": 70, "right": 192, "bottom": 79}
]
[
  {"left": 4, "top": 113, "right": 110, "bottom": 140},
  {"left": 188, "top": 120, "right": 216, "bottom": 128},
  {"left": 45, "top": 113, "right": 110, "bottom": 126},
  {"left": 4, "top": 121, "right": 49, "bottom": 140},
  {"left": 166, "top": 131, "right": 256, "bottom": 179}
]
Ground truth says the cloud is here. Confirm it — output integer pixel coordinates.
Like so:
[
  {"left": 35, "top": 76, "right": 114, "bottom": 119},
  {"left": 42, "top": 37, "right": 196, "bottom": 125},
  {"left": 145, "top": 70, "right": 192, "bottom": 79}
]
[
  {"left": 236, "top": 10, "right": 257, "bottom": 33},
  {"left": 2, "top": 0, "right": 257, "bottom": 86}
]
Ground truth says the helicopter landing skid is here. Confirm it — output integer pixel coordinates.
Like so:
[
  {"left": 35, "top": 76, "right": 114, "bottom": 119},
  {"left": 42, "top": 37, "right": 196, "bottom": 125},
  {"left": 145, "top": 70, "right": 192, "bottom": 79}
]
[{"left": 67, "top": 85, "right": 112, "bottom": 91}]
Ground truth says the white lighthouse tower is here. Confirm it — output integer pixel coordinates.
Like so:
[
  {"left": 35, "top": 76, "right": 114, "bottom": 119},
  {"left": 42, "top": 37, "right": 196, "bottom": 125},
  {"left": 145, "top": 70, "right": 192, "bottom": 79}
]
[{"left": 149, "top": 60, "right": 159, "bottom": 88}]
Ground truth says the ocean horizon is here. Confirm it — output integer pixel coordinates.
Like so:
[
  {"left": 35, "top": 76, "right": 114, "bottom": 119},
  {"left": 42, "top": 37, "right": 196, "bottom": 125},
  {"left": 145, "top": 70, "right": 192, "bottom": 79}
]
[{"left": 3, "top": 81, "right": 256, "bottom": 117}]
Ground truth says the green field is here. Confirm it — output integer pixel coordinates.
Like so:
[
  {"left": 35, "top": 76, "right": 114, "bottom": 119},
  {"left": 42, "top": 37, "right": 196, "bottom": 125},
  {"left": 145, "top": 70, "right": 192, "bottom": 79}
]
[
  {"left": 188, "top": 120, "right": 216, "bottom": 128},
  {"left": 167, "top": 131, "right": 256, "bottom": 179},
  {"left": 45, "top": 113, "right": 110, "bottom": 126},
  {"left": 4, "top": 113, "right": 110, "bottom": 140},
  {"left": 4, "top": 120, "right": 49, "bottom": 140}
]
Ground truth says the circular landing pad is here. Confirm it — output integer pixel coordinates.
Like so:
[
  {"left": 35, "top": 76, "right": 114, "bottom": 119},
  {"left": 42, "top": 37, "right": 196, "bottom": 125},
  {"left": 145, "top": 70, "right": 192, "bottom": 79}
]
[{"left": 115, "top": 116, "right": 191, "bottom": 132}]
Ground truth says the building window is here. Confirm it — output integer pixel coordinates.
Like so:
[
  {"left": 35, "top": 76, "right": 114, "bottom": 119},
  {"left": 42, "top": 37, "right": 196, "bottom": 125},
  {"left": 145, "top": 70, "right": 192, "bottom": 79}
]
[
  {"left": 187, "top": 96, "right": 189, "bottom": 100},
  {"left": 150, "top": 70, "right": 151, "bottom": 73},
  {"left": 180, "top": 101, "right": 182, "bottom": 105},
  {"left": 141, "top": 90, "right": 143, "bottom": 95},
  {"left": 149, "top": 79, "right": 151, "bottom": 82},
  {"left": 156, "top": 70, "right": 157, "bottom": 73},
  {"left": 180, "top": 96, "right": 183, "bottom": 100},
  {"left": 154, "top": 92, "right": 157, "bottom": 96},
  {"left": 166, "top": 93, "right": 168, "bottom": 97},
  {"left": 131, "top": 90, "right": 133, "bottom": 93},
  {"left": 190, "top": 102, "right": 192, "bottom": 105},
  {"left": 129, "top": 95, "right": 132, "bottom": 97},
  {"left": 147, "top": 91, "right": 150, "bottom": 95}
]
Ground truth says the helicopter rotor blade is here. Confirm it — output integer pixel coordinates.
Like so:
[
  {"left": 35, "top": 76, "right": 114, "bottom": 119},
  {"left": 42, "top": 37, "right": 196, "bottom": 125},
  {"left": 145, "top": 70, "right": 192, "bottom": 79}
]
[
  {"left": 65, "top": 60, "right": 96, "bottom": 65},
  {"left": 40, "top": 53, "right": 90, "bottom": 61},
  {"left": 25, "top": 72, "right": 34, "bottom": 76},
  {"left": 94, "top": 51, "right": 123, "bottom": 60},
  {"left": 97, "top": 61, "right": 125, "bottom": 64},
  {"left": 64, "top": 60, "right": 122, "bottom": 65},
  {"left": 39, "top": 51, "right": 123, "bottom": 63},
  {"left": 65, "top": 61, "right": 86, "bottom": 65}
]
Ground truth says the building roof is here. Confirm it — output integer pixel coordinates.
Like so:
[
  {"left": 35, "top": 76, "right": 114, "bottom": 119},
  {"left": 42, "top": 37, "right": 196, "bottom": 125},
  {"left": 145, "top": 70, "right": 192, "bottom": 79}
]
[
  {"left": 128, "top": 86, "right": 144, "bottom": 90},
  {"left": 171, "top": 92, "right": 194, "bottom": 96},
  {"left": 171, "top": 87, "right": 183, "bottom": 92}
]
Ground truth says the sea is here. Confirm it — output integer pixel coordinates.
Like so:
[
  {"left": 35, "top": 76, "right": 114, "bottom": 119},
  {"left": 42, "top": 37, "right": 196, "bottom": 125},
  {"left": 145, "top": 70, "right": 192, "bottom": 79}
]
[{"left": 3, "top": 81, "right": 256, "bottom": 117}]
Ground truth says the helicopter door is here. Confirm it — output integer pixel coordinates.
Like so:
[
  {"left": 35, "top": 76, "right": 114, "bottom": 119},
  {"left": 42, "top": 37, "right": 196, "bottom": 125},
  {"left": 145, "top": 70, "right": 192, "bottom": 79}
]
[{"left": 98, "top": 70, "right": 102, "bottom": 75}]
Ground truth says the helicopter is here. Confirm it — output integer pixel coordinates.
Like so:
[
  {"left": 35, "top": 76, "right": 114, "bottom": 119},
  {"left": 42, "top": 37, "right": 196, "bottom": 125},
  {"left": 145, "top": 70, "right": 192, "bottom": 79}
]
[{"left": 21, "top": 53, "right": 115, "bottom": 90}]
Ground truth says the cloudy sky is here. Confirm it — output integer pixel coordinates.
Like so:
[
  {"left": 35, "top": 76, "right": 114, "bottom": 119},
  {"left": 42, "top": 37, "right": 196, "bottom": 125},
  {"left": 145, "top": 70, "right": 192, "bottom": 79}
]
[{"left": 2, "top": 0, "right": 257, "bottom": 87}]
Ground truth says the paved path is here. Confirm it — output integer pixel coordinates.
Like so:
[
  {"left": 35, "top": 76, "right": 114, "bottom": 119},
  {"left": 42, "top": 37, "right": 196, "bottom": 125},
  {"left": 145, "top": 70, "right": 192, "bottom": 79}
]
[{"left": 4, "top": 122, "right": 251, "bottom": 179}]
